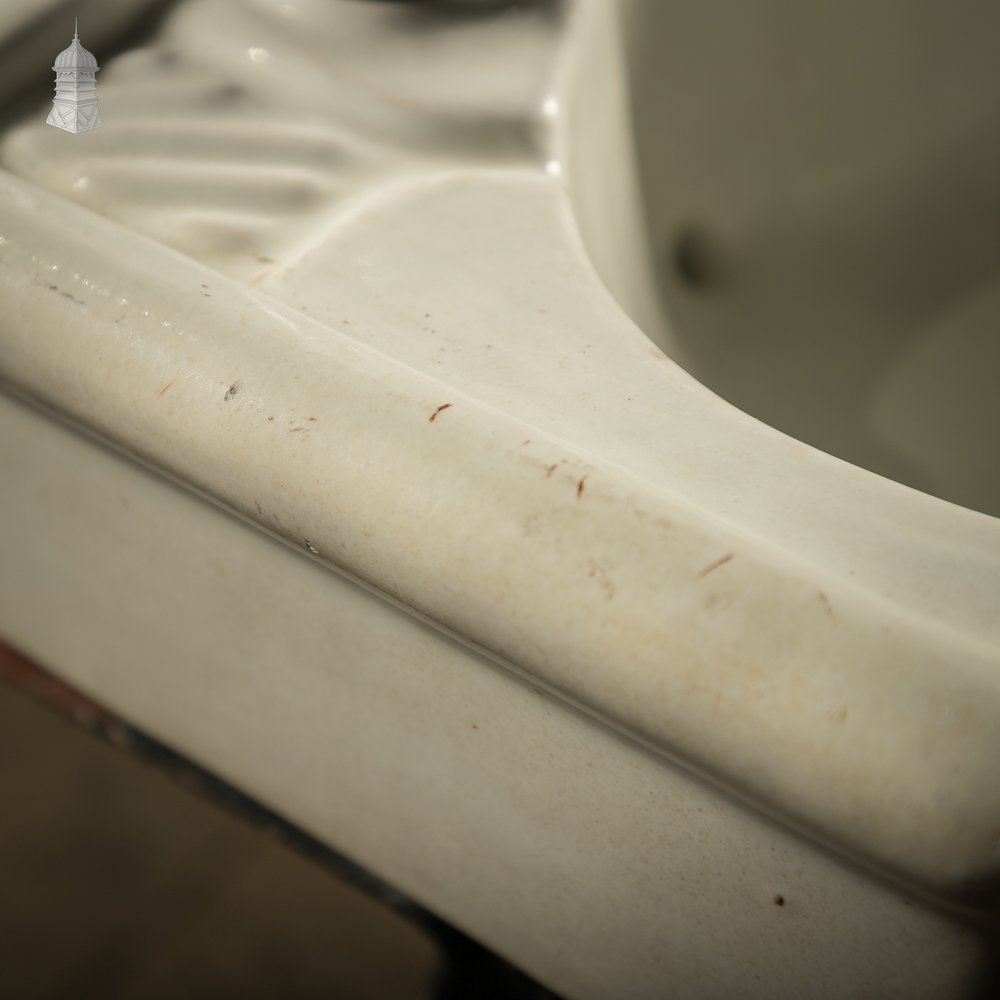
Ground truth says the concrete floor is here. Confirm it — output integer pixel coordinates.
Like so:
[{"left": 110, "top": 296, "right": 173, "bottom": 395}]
[{"left": 0, "top": 675, "right": 440, "bottom": 999}]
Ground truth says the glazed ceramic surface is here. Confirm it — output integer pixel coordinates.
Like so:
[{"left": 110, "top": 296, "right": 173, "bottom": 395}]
[{"left": 1, "top": 2, "right": 998, "bottom": 997}]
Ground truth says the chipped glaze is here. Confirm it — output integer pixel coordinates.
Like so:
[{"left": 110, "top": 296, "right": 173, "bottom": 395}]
[{"left": 0, "top": 2, "right": 998, "bottom": 997}]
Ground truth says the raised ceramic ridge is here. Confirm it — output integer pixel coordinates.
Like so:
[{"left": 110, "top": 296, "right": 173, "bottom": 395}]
[{"left": 2, "top": 165, "right": 1000, "bottom": 902}]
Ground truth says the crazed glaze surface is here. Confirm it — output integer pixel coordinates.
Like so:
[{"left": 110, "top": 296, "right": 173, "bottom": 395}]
[{"left": 1, "top": 1, "right": 999, "bottom": 996}]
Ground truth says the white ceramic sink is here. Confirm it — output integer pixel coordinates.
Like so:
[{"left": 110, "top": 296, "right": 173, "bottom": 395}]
[{"left": 1, "top": 2, "right": 998, "bottom": 997}]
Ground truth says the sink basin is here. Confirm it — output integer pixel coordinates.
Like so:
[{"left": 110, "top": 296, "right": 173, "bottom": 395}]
[
  {"left": 1, "top": 2, "right": 998, "bottom": 997},
  {"left": 568, "top": 0, "right": 1000, "bottom": 516}
]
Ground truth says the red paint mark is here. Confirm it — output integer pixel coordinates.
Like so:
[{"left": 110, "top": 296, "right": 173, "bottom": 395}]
[
  {"left": 157, "top": 379, "right": 176, "bottom": 398},
  {"left": 576, "top": 475, "right": 588, "bottom": 498},
  {"left": 0, "top": 643, "right": 117, "bottom": 730},
  {"left": 429, "top": 403, "right": 453, "bottom": 422},
  {"left": 698, "top": 553, "right": 733, "bottom": 578}
]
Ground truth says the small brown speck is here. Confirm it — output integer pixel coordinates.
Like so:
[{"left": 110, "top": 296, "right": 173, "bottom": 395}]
[
  {"left": 224, "top": 381, "right": 241, "bottom": 401},
  {"left": 307, "top": 416, "right": 316, "bottom": 421},
  {"left": 289, "top": 427, "right": 303, "bottom": 433},
  {"left": 267, "top": 416, "right": 274, "bottom": 422},
  {"left": 522, "top": 439, "right": 532, "bottom": 446},
  {"left": 576, "top": 475, "right": 588, "bottom": 498},
  {"left": 429, "top": 403, "right": 453, "bottom": 422},
  {"left": 200, "top": 284, "right": 209, "bottom": 288},
  {"left": 773, "top": 894, "right": 785, "bottom": 907},
  {"left": 255, "top": 255, "right": 274, "bottom": 264},
  {"left": 157, "top": 379, "right": 176, "bottom": 398},
  {"left": 546, "top": 464, "right": 558, "bottom": 478},
  {"left": 698, "top": 553, "right": 733, "bottom": 578}
]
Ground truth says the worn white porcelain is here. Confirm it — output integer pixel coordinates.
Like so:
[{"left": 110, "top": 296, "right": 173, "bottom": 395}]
[{"left": 1, "top": 2, "right": 998, "bottom": 997}]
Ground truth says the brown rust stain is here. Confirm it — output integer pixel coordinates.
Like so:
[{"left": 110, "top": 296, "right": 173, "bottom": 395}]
[
  {"left": 817, "top": 590, "right": 834, "bottom": 617},
  {"left": 586, "top": 560, "right": 616, "bottom": 600},
  {"left": 576, "top": 475, "right": 588, "bottom": 498},
  {"left": 429, "top": 403, "right": 453, "bottom": 423},
  {"left": 157, "top": 379, "right": 176, "bottom": 398},
  {"left": 698, "top": 553, "right": 733, "bottom": 578}
]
